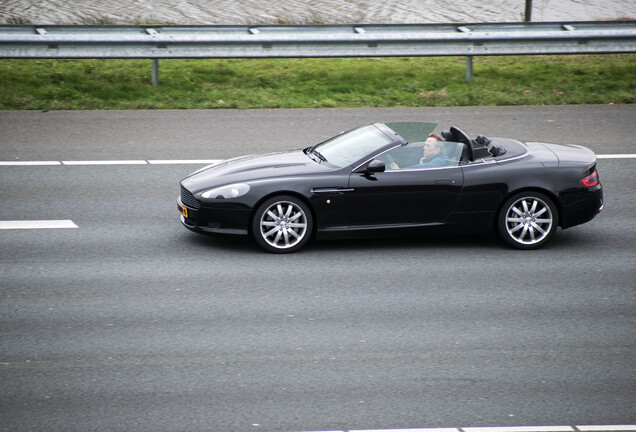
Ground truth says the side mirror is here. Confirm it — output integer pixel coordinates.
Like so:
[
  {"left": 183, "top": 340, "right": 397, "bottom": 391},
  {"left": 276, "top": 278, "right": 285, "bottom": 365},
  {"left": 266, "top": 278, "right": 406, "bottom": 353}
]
[{"left": 366, "top": 159, "right": 386, "bottom": 173}]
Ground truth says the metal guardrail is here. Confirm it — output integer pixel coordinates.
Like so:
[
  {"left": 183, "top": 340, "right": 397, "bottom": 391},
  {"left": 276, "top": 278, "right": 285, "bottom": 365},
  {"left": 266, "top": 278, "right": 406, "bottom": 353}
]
[{"left": 1, "top": 21, "right": 635, "bottom": 84}]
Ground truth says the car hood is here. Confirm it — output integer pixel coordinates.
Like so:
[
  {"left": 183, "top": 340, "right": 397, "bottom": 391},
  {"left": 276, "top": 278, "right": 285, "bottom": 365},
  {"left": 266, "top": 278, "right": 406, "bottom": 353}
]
[{"left": 182, "top": 149, "right": 331, "bottom": 192}]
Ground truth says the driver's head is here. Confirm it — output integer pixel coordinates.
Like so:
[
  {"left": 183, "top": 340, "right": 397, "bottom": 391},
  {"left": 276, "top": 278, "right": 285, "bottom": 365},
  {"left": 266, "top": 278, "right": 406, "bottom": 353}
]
[{"left": 423, "top": 135, "right": 443, "bottom": 158}]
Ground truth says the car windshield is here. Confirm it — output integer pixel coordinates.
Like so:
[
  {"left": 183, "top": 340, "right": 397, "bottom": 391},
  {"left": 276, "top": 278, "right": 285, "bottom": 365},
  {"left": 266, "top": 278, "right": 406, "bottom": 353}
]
[{"left": 311, "top": 125, "right": 394, "bottom": 168}]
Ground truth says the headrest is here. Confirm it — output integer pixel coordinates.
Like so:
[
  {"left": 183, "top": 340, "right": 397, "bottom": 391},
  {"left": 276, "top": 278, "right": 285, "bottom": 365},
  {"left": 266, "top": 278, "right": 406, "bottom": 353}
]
[{"left": 441, "top": 130, "right": 454, "bottom": 141}]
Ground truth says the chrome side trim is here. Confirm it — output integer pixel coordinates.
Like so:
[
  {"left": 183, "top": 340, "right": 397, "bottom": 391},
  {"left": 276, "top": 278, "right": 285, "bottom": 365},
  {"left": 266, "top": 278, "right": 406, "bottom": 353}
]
[{"left": 311, "top": 188, "right": 355, "bottom": 194}]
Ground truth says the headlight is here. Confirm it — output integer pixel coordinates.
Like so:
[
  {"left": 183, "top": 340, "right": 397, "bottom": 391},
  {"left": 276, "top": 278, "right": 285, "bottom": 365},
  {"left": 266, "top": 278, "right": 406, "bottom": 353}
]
[{"left": 201, "top": 183, "right": 250, "bottom": 199}]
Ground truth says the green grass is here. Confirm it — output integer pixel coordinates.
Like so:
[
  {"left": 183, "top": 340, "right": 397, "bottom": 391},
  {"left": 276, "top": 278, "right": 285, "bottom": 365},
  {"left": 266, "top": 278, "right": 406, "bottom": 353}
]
[{"left": 0, "top": 54, "right": 634, "bottom": 110}]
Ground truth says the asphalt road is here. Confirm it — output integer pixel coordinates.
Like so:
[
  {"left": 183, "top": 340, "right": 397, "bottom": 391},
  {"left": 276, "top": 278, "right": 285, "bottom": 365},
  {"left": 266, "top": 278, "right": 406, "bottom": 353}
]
[{"left": 1, "top": 106, "right": 635, "bottom": 432}]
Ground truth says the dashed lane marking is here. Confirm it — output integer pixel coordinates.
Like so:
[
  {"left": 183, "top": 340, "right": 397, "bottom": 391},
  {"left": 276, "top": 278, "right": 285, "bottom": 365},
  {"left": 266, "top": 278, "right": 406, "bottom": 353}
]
[
  {"left": 462, "top": 427, "right": 574, "bottom": 432},
  {"left": 282, "top": 426, "right": 636, "bottom": 432},
  {"left": 147, "top": 159, "right": 221, "bottom": 165},
  {"left": 61, "top": 160, "right": 148, "bottom": 165},
  {"left": 596, "top": 154, "right": 636, "bottom": 159},
  {"left": 577, "top": 427, "right": 636, "bottom": 431},
  {"left": 0, "top": 220, "right": 78, "bottom": 230},
  {"left": 0, "top": 161, "right": 62, "bottom": 166},
  {"left": 350, "top": 429, "right": 460, "bottom": 432},
  {"left": 0, "top": 159, "right": 221, "bottom": 166}
]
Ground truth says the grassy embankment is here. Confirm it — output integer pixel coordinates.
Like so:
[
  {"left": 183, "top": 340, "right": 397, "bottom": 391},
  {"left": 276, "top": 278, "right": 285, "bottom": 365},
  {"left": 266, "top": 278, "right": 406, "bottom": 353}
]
[{"left": 0, "top": 54, "right": 634, "bottom": 109}]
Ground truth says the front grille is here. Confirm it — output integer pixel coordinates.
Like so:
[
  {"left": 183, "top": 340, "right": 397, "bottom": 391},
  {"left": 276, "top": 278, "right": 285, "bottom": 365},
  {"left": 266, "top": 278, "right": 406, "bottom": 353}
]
[{"left": 180, "top": 186, "right": 200, "bottom": 209}]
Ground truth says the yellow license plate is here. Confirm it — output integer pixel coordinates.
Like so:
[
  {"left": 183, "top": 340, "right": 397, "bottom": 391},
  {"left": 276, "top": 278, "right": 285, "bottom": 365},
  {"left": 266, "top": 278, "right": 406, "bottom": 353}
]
[{"left": 178, "top": 202, "right": 188, "bottom": 218}]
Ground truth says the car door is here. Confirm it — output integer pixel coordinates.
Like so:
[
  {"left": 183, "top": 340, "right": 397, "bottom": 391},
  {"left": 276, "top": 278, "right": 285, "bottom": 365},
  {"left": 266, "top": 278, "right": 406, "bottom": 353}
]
[{"left": 346, "top": 165, "right": 464, "bottom": 228}]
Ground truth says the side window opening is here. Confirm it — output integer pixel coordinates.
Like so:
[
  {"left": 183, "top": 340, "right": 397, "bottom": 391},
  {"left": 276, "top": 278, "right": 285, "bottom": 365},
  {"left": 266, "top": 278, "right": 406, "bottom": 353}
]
[{"left": 381, "top": 141, "right": 467, "bottom": 170}]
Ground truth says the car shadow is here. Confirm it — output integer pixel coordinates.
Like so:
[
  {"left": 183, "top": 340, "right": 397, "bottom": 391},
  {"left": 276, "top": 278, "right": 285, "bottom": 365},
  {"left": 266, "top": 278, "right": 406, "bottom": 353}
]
[
  {"left": 176, "top": 225, "right": 603, "bottom": 255},
  {"left": 307, "top": 231, "right": 503, "bottom": 253},
  {"left": 179, "top": 228, "right": 504, "bottom": 254},
  {"left": 181, "top": 231, "right": 255, "bottom": 253}
]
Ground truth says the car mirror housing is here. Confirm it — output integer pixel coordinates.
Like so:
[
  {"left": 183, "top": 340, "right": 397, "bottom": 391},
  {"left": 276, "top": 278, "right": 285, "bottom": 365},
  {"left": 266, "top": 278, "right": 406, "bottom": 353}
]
[{"left": 366, "top": 159, "right": 386, "bottom": 173}]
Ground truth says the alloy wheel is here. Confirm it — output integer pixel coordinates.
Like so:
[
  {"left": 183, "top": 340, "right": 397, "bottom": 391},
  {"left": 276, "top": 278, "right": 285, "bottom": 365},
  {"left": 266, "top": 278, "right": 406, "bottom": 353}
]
[
  {"left": 257, "top": 198, "right": 311, "bottom": 252},
  {"left": 504, "top": 195, "right": 554, "bottom": 246}
]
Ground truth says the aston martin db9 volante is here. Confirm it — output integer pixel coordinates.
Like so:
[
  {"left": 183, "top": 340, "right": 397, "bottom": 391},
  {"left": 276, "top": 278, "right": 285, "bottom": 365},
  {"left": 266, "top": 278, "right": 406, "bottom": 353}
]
[{"left": 178, "top": 122, "right": 602, "bottom": 253}]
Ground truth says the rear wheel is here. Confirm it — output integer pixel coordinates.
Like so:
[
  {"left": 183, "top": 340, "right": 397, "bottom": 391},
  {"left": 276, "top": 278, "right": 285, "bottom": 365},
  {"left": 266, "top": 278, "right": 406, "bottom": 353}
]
[
  {"left": 251, "top": 195, "right": 313, "bottom": 253},
  {"left": 498, "top": 191, "right": 558, "bottom": 250}
]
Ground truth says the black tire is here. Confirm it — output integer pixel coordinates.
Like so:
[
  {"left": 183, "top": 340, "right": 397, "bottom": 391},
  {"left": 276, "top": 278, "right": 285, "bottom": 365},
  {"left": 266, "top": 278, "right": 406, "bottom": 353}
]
[
  {"left": 251, "top": 195, "right": 313, "bottom": 253},
  {"left": 498, "top": 191, "right": 559, "bottom": 250}
]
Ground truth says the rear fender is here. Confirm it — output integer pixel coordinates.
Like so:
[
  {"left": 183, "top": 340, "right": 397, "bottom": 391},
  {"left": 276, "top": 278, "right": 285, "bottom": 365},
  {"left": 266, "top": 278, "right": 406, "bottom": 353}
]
[{"left": 495, "top": 187, "right": 562, "bottom": 229}]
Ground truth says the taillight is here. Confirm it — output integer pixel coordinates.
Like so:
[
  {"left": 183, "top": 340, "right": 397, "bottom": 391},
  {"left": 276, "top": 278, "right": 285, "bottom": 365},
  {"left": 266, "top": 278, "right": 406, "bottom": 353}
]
[{"left": 580, "top": 169, "right": 600, "bottom": 187}]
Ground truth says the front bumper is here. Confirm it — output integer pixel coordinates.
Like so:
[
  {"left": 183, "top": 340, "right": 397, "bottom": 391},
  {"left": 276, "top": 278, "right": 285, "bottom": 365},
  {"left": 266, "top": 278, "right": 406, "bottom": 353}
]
[{"left": 177, "top": 197, "right": 251, "bottom": 236}]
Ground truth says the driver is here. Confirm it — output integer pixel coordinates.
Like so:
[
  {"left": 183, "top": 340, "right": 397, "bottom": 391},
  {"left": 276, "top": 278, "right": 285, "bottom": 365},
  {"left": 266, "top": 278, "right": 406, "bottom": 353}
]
[{"left": 389, "top": 134, "right": 446, "bottom": 169}]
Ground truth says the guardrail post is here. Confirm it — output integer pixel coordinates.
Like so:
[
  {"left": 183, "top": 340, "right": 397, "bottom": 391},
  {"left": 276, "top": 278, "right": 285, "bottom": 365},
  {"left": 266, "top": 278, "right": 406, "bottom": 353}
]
[
  {"left": 152, "top": 59, "right": 159, "bottom": 86},
  {"left": 465, "top": 56, "right": 473, "bottom": 83}
]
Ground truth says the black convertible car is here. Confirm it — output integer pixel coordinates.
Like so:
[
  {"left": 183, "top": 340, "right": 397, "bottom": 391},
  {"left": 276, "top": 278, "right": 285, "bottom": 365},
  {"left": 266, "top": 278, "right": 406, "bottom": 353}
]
[{"left": 178, "top": 122, "right": 602, "bottom": 253}]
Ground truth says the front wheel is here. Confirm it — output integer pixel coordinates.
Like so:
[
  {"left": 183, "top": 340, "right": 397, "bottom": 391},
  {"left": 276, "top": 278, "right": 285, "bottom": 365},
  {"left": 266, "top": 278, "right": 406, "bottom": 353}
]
[
  {"left": 498, "top": 192, "right": 559, "bottom": 250},
  {"left": 251, "top": 195, "right": 313, "bottom": 253}
]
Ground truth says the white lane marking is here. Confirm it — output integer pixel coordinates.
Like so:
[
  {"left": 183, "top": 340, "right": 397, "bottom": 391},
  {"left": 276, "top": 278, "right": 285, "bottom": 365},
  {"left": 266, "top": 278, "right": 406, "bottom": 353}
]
[
  {"left": 0, "top": 220, "right": 78, "bottom": 230},
  {"left": 148, "top": 159, "right": 221, "bottom": 165},
  {"left": 0, "top": 161, "right": 61, "bottom": 166},
  {"left": 62, "top": 160, "right": 148, "bottom": 165},
  {"left": 578, "top": 427, "right": 636, "bottom": 431},
  {"left": 0, "top": 160, "right": 222, "bottom": 166},
  {"left": 463, "top": 428, "right": 574, "bottom": 432},
  {"left": 597, "top": 154, "right": 636, "bottom": 159},
  {"left": 283, "top": 427, "right": 636, "bottom": 432},
  {"left": 352, "top": 429, "right": 459, "bottom": 432}
]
